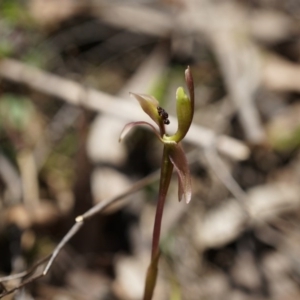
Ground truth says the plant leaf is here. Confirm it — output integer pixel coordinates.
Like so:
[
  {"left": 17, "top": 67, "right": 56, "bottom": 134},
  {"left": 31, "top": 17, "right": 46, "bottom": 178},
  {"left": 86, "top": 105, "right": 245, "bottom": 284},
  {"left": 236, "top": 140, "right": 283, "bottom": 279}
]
[{"left": 168, "top": 143, "right": 192, "bottom": 203}]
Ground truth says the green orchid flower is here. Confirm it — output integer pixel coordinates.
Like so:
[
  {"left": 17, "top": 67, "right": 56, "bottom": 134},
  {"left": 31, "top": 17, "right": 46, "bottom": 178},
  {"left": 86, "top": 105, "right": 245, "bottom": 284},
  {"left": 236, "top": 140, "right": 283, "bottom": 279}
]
[{"left": 119, "top": 66, "right": 194, "bottom": 300}]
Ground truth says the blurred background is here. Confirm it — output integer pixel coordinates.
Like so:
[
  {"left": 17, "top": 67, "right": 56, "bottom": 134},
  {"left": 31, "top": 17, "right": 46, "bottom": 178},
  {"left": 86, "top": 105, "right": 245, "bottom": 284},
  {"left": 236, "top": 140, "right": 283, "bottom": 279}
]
[{"left": 1, "top": 0, "right": 300, "bottom": 299}]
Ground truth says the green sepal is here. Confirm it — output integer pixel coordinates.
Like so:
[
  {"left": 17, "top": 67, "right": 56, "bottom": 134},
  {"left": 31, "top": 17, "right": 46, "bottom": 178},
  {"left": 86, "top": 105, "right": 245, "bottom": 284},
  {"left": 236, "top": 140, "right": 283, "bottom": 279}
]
[
  {"left": 130, "top": 92, "right": 166, "bottom": 135},
  {"left": 172, "top": 87, "right": 193, "bottom": 142}
]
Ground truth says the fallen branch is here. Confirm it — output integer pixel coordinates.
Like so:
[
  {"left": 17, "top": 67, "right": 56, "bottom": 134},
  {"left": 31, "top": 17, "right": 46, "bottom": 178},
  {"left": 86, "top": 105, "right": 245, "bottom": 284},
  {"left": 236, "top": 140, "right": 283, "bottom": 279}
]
[
  {"left": 0, "top": 169, "right": 160, "bottom": 297},
  {"left": 193, "top": 182, "right": 300, "bottom": 250}
]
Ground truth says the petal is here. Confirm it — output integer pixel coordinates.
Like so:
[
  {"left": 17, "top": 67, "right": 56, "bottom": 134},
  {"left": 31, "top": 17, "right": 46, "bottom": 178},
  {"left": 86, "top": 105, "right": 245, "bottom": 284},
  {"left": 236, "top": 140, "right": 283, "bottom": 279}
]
[
  {"left": 185, "top": 66, "right": 194, "bottom": 111},
  {"left": 130, "top": 93, "right": 161, "bottom": 126},
  {"left": 119, "top": 121, "right": 164, "bottom": 143},
  {"left": 168, "top": 143, "right": 192, "bottom": 203}
]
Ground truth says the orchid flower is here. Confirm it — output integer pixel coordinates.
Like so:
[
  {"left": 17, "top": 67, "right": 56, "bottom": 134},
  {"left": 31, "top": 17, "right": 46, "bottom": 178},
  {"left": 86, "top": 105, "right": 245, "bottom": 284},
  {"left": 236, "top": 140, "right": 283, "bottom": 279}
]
[{"left": 119, "top": 67, "right": 194, "bottom": 300}]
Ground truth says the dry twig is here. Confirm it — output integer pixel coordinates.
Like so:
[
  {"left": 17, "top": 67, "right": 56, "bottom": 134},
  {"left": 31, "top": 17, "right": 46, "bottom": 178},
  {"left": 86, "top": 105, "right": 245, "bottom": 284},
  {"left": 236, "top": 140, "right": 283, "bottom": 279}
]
[{"left": 0, "top": 169, "right": 159, "bottom": 297}]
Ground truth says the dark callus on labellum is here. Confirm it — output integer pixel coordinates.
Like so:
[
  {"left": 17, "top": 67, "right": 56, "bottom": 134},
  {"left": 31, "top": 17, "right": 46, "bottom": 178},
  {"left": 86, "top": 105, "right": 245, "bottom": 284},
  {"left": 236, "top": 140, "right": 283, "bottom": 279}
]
[{"left": 157, "top": 106, "right": 170, "bottom": 125}]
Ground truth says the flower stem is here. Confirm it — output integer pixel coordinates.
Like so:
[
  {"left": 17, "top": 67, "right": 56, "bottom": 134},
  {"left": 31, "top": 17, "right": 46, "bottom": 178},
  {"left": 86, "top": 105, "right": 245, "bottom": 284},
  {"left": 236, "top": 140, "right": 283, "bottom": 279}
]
[{"left": 151, "top": 145, "right": 173, "bottom": 260}]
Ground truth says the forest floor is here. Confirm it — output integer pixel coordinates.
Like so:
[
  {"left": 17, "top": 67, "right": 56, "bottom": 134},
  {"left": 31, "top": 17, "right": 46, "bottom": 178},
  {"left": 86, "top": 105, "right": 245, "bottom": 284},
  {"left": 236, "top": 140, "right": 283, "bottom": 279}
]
[{"left": 1, "top": 0, "right": 300, "bottom": 299}]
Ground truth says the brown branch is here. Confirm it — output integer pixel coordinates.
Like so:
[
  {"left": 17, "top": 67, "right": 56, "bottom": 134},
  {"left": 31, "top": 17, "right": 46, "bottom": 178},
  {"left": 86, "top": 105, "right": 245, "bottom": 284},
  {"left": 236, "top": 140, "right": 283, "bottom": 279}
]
[
  {"left": 0, "top": 169, "right": 160, "bottom": 298},
  {"left": 0, "top": 146, "right": 202, "bottom": 297},
  {"left": 193, "top": 182, "right": 300, "bottom": 250},
  {"left": 0, "top": 256, "right": 50, "bottom": 297}
]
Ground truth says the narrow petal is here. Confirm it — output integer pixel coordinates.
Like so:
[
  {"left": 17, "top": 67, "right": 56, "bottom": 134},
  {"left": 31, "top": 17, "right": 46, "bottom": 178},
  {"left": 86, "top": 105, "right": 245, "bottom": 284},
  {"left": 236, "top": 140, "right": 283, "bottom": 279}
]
[
  {"left": 119, "top": 121, "right": 164, "bottom": 143},
  {"left": 168, "top": 143, "right": 192, "bottom": 203},
  {"left": 177, "top": 174, "right": 184, "bottom": 203},
  {"left": 185, "top": 66, "right": 194, "bottom": 111}
]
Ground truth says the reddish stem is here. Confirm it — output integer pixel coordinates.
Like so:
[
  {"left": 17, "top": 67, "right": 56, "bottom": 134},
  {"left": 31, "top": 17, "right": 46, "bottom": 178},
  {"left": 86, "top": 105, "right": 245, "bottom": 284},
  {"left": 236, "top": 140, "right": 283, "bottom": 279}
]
[{"left": 151, "top": 145, "right": 173, "bottom": 260}]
